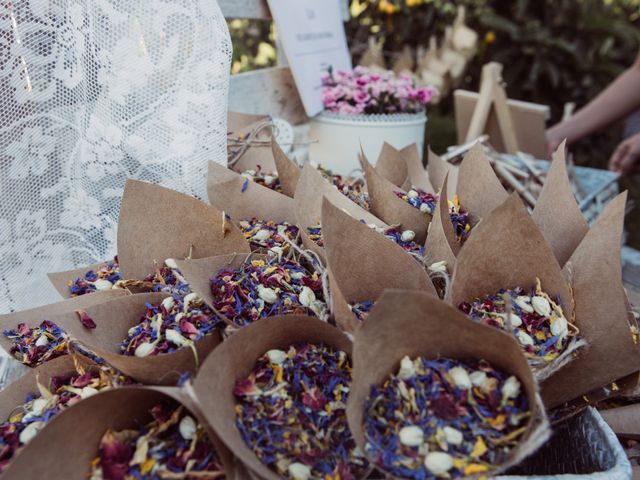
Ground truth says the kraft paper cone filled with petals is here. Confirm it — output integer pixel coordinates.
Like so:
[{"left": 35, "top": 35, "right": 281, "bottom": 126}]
[
  {"left": 47, "top": 260, "right": 123, "bottom": 299},
  {"left": 294, "top": 163, "right": 385, "bottom": 262},
  {"left": 117, "top": 180, "right": 250, "bottom": 280},
  {"left": 207, "top": 161, "right": 296, "bottom": 224},
  {"left": 448, "top": 193, "right": 580, "bottom": 382},
  {"left": 2, "top": 386, "right": 231, "bottom": 480},
  {"left": 427, "top": 148, "right": 457, "bottom": 195},
  {"left": 346, "top": 290, "right": 549, "bottom": 478},
  {"left": 271, "top": 139, "right": 301, "bottom": 198},
  {"left": 424, "top": 175, "right": 457, "bottom": 268},
  {"left": 401, "top": 144, "right": 435, "bottom": 193},
  {"left": 532, "top": 142, "right": 589, "bottom": 267},
  {"left": 44, "top": 293, "right": 221, "bottom": 385},
  {"left": 456, "top": 144, "right": 509, "bottom": 224},
  {"left": 541, "top": 192, "right": 640, "bottom": 408},
  {"left": 374, "top": 142, "right": 409, "bottom": 187},
  {"left": 191, "top": 315, "right": 354, "bottom": 480},
  {"left": 361, "top": 151, "right": 431, "bottom": 244},
  {"left": 322, "top": 197, "right": 435, "bottom": 333},
  {"left": 0, "top": 290, "right": 129, "bottom": 363}
]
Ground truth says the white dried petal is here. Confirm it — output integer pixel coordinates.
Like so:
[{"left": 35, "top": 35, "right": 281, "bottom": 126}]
[
  {"left": 516, "top": 330, "right": 534, "bottom": 346},
  {"left": 309, "top": 300, "right": 326, "bottom": 319},
  {"left": 93, "top": 279, "right": 113, "bottom": 291},
  {"left": 299, "top": 286, "right": 316, "bottom": 307},
  {"left": 424, "top": 451, "right": 453, "bottom": 475},
  {"left": 532, "top": 296, "right": 551, "bottom": 316},
  {"left": 290, "top": 271, "right": 305, "bottom": 280},
  {"left": 398, "top": 425, "right": 424, "bottom": 447},
  {"left": 183, "top": 292, "right": 202, "bottom": 308},
  {"left": 551, "top": 315, "right": 568, "bottom": 338},
  {"left": 400, "top": 230, "right": 416, "bottom": 242},
  {"left": 515, "top": 295, "right": 534, "bottom": 313},
  {"left": 407, "top": 190, "right": 419, "bottom": 199},
  {"left": 469, "top": 371, "right": 487, "bottom": 388},
  {"left": 503, "top": 376, "right": 521, "bottom": 399},
  {"left": 166, "top": 329, "right": 189, "bottom": 347},
  {"left": 30, "top": 398, "right": 49, "bottom": 415},
  {"left": 179, "top": 415, "right": 197, "bottom": 440},
  {"left": 19, "top": 421, "right": 45, "bottom": 445},
  {"left": 268, "top": 246, "right": 284, "bottom": 258},
  {"left": 80, "top": 386, "right": 99, "bottom": 399},
  {"left": 238, "top": 220, "right": 250, "bottom": 229},
  {"left": 161, "top": 296, "right": 175, "bottom": 311},
  {"left": 419, "top": 203, "right": 432, "bottom": 213},
  {"left": 288, "top": 462, "right": 311, "bottom": 480},
  {"left": 35, "top": 334, "right": 49, "bottom": 347},
  {"left": 264, "top": 175, "right": 276, "bottom": 185},
  {"left": 258, "top": 285, "right": 278, "bottom": 304},
  {"left": 502, "top": 312, "right": 522, "bottom": 328},
  {"left": 131, "top": 436, "right": 149, "bottom": 466},
  {"left": 443, "top": 426, "right": 463, "bottom": 446},
  {"left": 266, "top": 349, "right": 287, "bottom": 365},
  {"left": 134, "top": 342, "right": 155, "bottom": 358},
  {"left": 164, "top": 258, "right": 179, "bottom": 269},
  {"left": 398, "top": 356, "right": 416, "bottom": 380},
  {"left": 427, "top": 261, "right": 447, "bottom": 274},
  {"left": 449, "top": 367, "right": 472, "bottom": 389},
  {"left": 253, "top": 229, "right": 272, "bottom": 242}
]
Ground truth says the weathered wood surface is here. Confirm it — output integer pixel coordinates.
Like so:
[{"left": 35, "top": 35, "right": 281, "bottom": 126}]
[{"left": 229, "top": 67, "right": 307, "bottom": 124}]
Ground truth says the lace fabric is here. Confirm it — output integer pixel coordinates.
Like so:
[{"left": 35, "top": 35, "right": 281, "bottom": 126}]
[{"left": 0, "top": 0, "right": 232, "bottom": 313}]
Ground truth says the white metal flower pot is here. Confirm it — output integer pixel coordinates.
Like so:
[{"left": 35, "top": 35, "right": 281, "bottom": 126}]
[{"left": 309, "top": 110, "right": 428, "bottom": 175}]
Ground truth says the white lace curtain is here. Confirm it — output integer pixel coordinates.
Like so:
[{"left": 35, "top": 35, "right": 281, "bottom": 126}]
[{"left": 0, "top": 0, "right": 232, "bottom": 313}]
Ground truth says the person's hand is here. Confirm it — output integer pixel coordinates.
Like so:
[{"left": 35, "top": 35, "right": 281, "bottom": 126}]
[
  {"left": 545, "top": 131, "right": 566, "bottom": 160},
  {"left": 609, "top": 132, "right": 640, "bottom": 175}
]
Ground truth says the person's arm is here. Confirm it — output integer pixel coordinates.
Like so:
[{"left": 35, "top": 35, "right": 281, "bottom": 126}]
[{"left": 546, "top": 54, "right": 640, "bottom": 154}]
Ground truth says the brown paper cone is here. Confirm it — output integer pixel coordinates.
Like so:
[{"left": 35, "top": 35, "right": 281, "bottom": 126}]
[
  {"left": 117, "top": 179, "right": 250, "bottom": 280},
  {"left": 403, "top": 144, "right": 434, "bottom": 193},
  {"left": 374, "top": 142, "right": 409, "bottom": 187},
  {"left": 361, "top": 152, "right": 431, "bottom": 244},
  {"left": 0, "top": 290, "right": 129, "bottom": 357},
  {"left": 294, "top": 163, "right": 385, "bottom": 262},
  {"left": 47, "top": 261, "right": 122, "bottom": 299},
  {"left": 45, "top": 293, "right": 221, "bottom": 385},
  {"left": 2, "top": 385, "right": 232, "bottom": 479},
  {"left": 531, "top": 141, "right": 589, "bottom": 267},
  {"left": 427, "top": 148, "right": 458, "bottom": 195},
  {"left": 424, "top": 175, "right": 458, "bottom": 269},
  {"left": 347, "top": 290, "right": 548, "bottom": 475},
  {"left": 207, "top": 161, "right": 296, "bottom": 224},
  {"left": 322, "top": 198, "right": 435, "bottom": 334},
  {"left": 192, "top": 315, "right": 352, "bottom": 480},
  {"left": 228, "top": 112, "right": 277, "bottom": 172},
  {"left": 541, "top": 192, "right": 640, "bottom": 408},
  {"left": 173, "top": 252, "right": 264, "bottom": 312},
  {"left": 271, "top": 139, "right": 301, "bottom": 198},
  {"left": 448, "top": 193, "right": 572, "bottom": 320},
  {"left": 456, "top": 144, "right": 509, "bottom": 223}
]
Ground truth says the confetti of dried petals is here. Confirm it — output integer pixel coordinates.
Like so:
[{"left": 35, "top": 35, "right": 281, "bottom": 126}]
[
  {"left": 306, "top": 224, "right": 324, "bottom": 247},
  {"left": 210, "top": 259, "right": 328, "bottom": 329},
  {"left": 459, "top": 279, "right": 578, "bottom": 372},
  {"left": 239, "top": 218, "right": 300, "bottom": 255},
  {"left": 142, "top": 265, "right": 192, "bottom": 297},
  {"left": 350, "top": 300, "right": 375, "bottom": 321},
  {"left": 314, "top": 162, "right": 369, "bottom": 209},
  {"left": 120, "top": 293, "right": 222, "bottom": 358},
  {"left": 4, "top": 321, "right": 70, "bottom": 367},
  {"left": 90, "top": 404, "right": 223, "bottom": 480},
  {"left": 364, "top": 356, "right": 530, "bottom": 479},
  {"left": 240, "top": 165, "right": 282, "bottom": 192},
  {"left": 448, "top": 196, "right": 472, "bottom": 243},
  {"left": 0, "top": 362, "right": 127, "bottom": 473},
  {"left": 235, "top": 342, "right": 368, "bottom": 479},
  {"left": 395, "top": 188, "right": 438, "bottom": 215},
  {"left": 69, "top": 257, "right": 122, "bottom": 296}
]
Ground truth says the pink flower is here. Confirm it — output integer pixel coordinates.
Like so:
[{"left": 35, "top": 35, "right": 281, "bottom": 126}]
[{"left": 354, "top": 91, "right": 371, "bottom": 104}]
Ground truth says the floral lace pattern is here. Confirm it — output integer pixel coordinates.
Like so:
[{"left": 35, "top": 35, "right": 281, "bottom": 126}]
[{"left": 0, "top": 0, "right": 231, "bottom": 313}]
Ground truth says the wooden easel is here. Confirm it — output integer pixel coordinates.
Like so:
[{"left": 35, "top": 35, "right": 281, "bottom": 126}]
[
  {"left": 463, "top": 63, "right": 519, "bottom": 153},
  {"left": 455, "top": 62, "right": 550, "bottom": 159}
]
